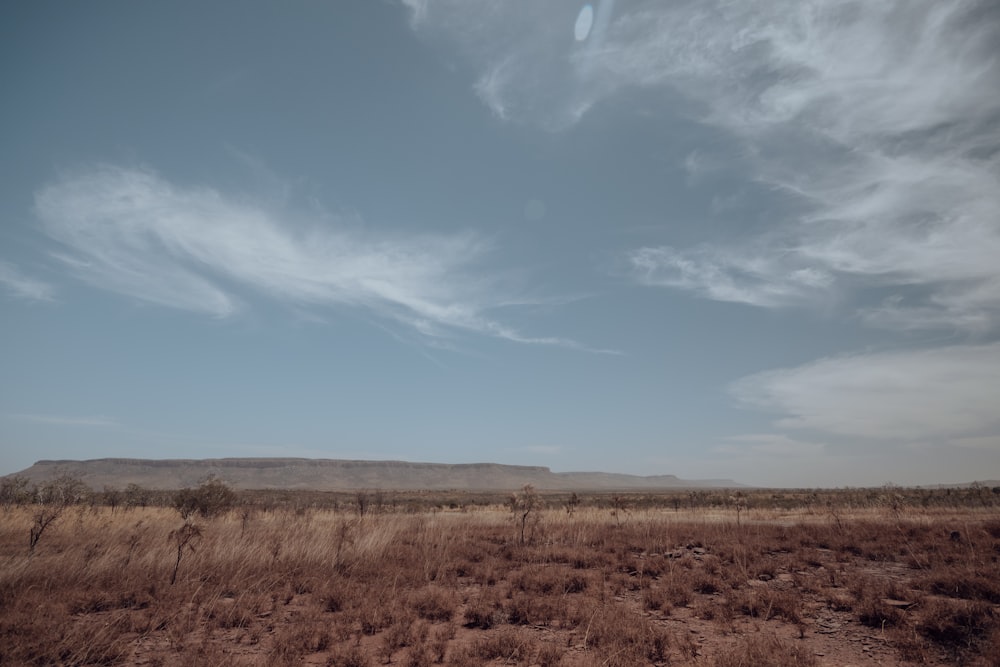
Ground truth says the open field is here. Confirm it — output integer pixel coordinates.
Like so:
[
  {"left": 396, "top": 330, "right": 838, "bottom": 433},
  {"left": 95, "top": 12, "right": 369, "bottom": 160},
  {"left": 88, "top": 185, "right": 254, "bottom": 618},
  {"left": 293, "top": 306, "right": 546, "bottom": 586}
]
[{"left": 2, "top": 487, "right": 999, "bottom": 666}]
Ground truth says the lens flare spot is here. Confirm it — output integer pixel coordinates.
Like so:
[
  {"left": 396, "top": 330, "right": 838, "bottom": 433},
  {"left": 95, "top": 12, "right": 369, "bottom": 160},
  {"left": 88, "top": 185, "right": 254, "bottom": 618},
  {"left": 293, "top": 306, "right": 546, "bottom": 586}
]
[{"left": 574, "top": 5, "right": 594, "bottom": 41}]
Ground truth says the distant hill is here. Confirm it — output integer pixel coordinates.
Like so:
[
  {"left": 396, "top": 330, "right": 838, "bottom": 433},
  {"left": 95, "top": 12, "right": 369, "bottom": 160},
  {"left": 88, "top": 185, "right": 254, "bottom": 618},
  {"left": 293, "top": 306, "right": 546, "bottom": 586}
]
[
  {"left": 914, "top": 481, "right": 1000, "bottom": 490},
  {"left": 6, "top": 458, "right": 742, "bottom": 491}
]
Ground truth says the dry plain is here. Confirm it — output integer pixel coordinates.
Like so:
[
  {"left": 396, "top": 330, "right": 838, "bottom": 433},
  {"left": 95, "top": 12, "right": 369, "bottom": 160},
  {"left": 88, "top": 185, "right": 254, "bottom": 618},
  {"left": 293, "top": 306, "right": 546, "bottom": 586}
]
[{"left": 1, "top": 485, "right": 999, "bottom": 666}]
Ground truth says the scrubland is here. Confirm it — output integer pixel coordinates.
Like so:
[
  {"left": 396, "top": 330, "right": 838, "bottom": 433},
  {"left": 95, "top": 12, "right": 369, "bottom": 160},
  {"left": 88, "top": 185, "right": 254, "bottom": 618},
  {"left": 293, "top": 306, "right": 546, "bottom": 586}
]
[{"left": 1, "top": 486, "right": 999, "bottom": 666}]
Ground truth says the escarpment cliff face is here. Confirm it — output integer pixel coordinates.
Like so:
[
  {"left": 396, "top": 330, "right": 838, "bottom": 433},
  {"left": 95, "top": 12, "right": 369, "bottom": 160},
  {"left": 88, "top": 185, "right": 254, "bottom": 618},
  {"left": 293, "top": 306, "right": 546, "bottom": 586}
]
[{"left": 8, "top": 458, "right": 741, "bottom": 491}]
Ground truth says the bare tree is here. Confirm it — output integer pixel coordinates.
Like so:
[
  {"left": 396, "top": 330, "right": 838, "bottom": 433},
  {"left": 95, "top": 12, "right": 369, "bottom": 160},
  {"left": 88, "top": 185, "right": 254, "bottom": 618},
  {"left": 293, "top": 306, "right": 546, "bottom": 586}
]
[
  {"left": 168, "top": 522, "right": 202, "bottom": 585},
  {"left": 565, "top": 492, "right": 580, "bottom": 515},
  {"left": 732, "top": 491, "right": 747, "bottom": 527},
  {"left": 355, "top": 490, "right": 370, "bottom": 518},
  {"left": 611, "top": 495, "right": 629, "bottom": 527},
  {"left": 29, "top": 506, "right": 61, "bottom": 554},
  {"left": 509, "top": 485, "right": 541, "bottom": 545},
  {"left": 103, "top": 485, "right": 121, "bottom": 513},
  {"left": 28, "top": 475, "right": 88, "bottom": 555}
]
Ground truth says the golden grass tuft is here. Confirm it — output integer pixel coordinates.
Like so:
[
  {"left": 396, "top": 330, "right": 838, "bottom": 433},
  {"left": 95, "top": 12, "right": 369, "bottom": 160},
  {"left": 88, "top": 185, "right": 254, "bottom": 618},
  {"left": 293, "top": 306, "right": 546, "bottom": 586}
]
[{"left": 1, "top": 489, "right": 998, "bottom": 665}]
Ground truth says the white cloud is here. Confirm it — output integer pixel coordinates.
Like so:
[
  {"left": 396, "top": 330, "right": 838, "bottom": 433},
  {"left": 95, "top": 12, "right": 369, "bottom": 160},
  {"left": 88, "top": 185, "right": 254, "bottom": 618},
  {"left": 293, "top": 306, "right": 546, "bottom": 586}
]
[
  {"left": 621, "top": 2, "right": 1000, "bottom": 331},
  {"left": 403, "top": 1, "right": 609, "bottom": 130},
  {"left": 34, "top": 164, "right": 597, "bottom": 349},
  {"left": 629, "top": 245, "right": 833, "bottom": 308},
  {"left": 0, "top": 261, "right": 55, "bottom": 301},
  {"left": 730, "top": 343, "right": 1000, "bottom": 444},
  {"left": 405, "top": 1, "right": 1000, "bottom": 333}
]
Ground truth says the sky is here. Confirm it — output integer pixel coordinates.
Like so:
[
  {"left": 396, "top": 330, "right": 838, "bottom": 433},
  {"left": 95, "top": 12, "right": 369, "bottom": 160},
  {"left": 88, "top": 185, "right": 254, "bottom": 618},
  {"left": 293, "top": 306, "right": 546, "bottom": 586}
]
[{"left": 1, "top": 1, "right": 999, "bottom": 487}]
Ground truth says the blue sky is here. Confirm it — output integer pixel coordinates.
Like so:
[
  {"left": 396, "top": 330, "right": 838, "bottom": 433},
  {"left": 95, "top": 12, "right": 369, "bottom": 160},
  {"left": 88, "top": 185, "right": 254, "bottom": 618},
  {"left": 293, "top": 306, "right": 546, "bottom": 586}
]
[{"left": 2, "top": 1, "right": 998, "bottom": 486}]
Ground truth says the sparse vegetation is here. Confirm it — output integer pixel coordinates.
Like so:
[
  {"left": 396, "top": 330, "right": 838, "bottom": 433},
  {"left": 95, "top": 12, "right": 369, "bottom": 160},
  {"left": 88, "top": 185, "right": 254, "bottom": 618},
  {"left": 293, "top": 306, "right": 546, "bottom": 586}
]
[
  {"left": 172, "top": 477, "right": 236, "bottom": 519},
  {"left": 26, "top": 474, "right": 88, "bottom": 554},
  {"left": 508, "top": 484, "right": 541, "bottom": 545},
  {"left": 0, "top": 484, "right": 998, "bottom": 665},
  {"left": 168, "top": 521, "right": 201, "bottom": 585}
]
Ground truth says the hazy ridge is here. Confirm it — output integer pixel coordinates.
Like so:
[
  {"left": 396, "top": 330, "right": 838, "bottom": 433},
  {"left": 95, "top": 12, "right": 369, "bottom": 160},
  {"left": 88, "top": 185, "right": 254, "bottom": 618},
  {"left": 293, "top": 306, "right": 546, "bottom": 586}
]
[{"left": 8, "top": 457, "right": 741, "bottom": 491}]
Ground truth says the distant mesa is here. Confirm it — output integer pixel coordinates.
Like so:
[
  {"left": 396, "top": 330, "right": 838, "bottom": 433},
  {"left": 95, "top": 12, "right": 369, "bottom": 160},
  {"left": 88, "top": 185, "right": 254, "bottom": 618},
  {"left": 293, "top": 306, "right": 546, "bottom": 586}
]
[{"left": 6, "top": 457, "right": 742, "bottom": 491}]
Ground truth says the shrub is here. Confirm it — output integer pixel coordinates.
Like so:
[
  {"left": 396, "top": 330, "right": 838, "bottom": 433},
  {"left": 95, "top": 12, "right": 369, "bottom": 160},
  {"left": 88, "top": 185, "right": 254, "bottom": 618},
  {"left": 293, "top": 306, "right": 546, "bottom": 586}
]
[
  {"left": 173, "top": 478, "right": 236, "bottom": 519},
  {"left": 537, "top": 641, "right": 565, "bottom": 667},
  {"left": 470, "top": 628, "right": 529, "bottom": 661},
  {"left": 0, "top": 476, "right": 30, "bottom": 508},
  {"left": 410, "top": 586, "right": 455, "bottom": 622},
  {"left": 328, "top": 645, "right": 371, "bottom": 667},
  {"left": 464, "top": 591, "right": 507, "bottom": 629},
  {"left": 715, "top": 633, "right": 818, "bottom": 667},
  {"left": 918, "top": 598, "right": 994, "bottom": 651},
  {"left": 123, "top": 482, "right": 150, "bottom": 509}
]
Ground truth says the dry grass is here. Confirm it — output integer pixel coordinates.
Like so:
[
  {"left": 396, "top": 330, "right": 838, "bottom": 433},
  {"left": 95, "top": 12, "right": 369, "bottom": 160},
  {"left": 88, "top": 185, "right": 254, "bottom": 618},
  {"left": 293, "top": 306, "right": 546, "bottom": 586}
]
[{"left": 1, "top": 492, "right": 998, "bottom": 665}]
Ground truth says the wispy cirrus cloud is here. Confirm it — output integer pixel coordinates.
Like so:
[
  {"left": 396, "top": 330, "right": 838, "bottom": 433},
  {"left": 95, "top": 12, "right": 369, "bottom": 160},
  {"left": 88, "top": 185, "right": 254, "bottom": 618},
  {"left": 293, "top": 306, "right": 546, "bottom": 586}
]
[
  {"left": 34, "top": 164, "right": 604, "bottom": 350},
  {"left": 7, "top": 413, "right": 119, "bottom": 427},
  {"left": 730, "top": 343, "right": 1000, "bottom": 446},
  {"left": 714, "top": 433, "right": 824, "bottom": 458},
  {"left": 617, "top": 1, "right": 1000, "bottom": 332},
  {"left": 629, "top": 245, "right": 834, "bottom": 309},
  {"left": 403, "top": 0, "right": 608, "bottom": 130},
  {"left": 0, "top": 261, "right": 55, "bottom": 301},
  {"left": 405, "top": 1, "right": 1000, "bottom": 333}
]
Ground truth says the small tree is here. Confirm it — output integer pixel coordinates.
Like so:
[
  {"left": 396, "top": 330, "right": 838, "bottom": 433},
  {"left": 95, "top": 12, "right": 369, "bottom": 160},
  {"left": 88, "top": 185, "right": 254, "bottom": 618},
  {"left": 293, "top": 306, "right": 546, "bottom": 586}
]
[
  {"left": 124, "top": 483, "right": 149, "bottom": 510},
  {"left": 27, "top": 475, "right": 88, "bottom": 554},
  {"left": 168, "top": 522, "right": 202, "bottom": 585},
  {"left": 732, "top": 491, "right": 748, "bottom": 527},
  {"left": 173, "top": 478, "right": 236, "bottom": 520},
  {"left": 611, "top": 495, "right": 629, "bottom": 527},
  {"left": 103, "top": 485, "right": 122, "bottom": 513},
  {"left": 565, "top": 492, "right": 580, "bottom": 515},
  {"left": 355, "top": 490, "right": 370, "bottom": 518},
  {"left": 0, "top": 476, "right": 30, "bottom": 509},
  {"left": 29, "top": 506, "right": 61, "bottom": 554},
  {"left": 38, "top": 474, "right": 89, "bottom": 506},
  {"left": 509, "top": 485, "right": 541, "bottom": 545},
  {"left": 239, "top": 502, "right": 256, "bottom": 538}
]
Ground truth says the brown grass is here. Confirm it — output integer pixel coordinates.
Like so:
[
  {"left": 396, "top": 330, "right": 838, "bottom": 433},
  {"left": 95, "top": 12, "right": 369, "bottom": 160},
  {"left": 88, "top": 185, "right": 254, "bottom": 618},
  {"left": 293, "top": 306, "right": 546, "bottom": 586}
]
[{"left": 1, "top": 491, "right": 999, "bottom": 665}]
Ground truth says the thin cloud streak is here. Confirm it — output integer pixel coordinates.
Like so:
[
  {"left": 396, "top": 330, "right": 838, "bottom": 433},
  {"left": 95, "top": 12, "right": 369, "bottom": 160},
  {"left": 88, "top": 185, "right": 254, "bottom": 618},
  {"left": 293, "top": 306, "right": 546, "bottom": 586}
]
[
  {"left": 0, "top": 261, "right": 55, "bottom": 301},
  {"left": 714, "top": 433, "right": 824, "bottom": 457},
  {"left": 33, "top": 164, "right": 603, "bottom": 350},
  {"left": 629, "top": 245, "right": 833, "bottom": 309},
  {"left": 730, "top": 343, "right": 1000, "bottom": 445},
  {"left": 7, "top": 413, "right": 119, "bottom": 428}
]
